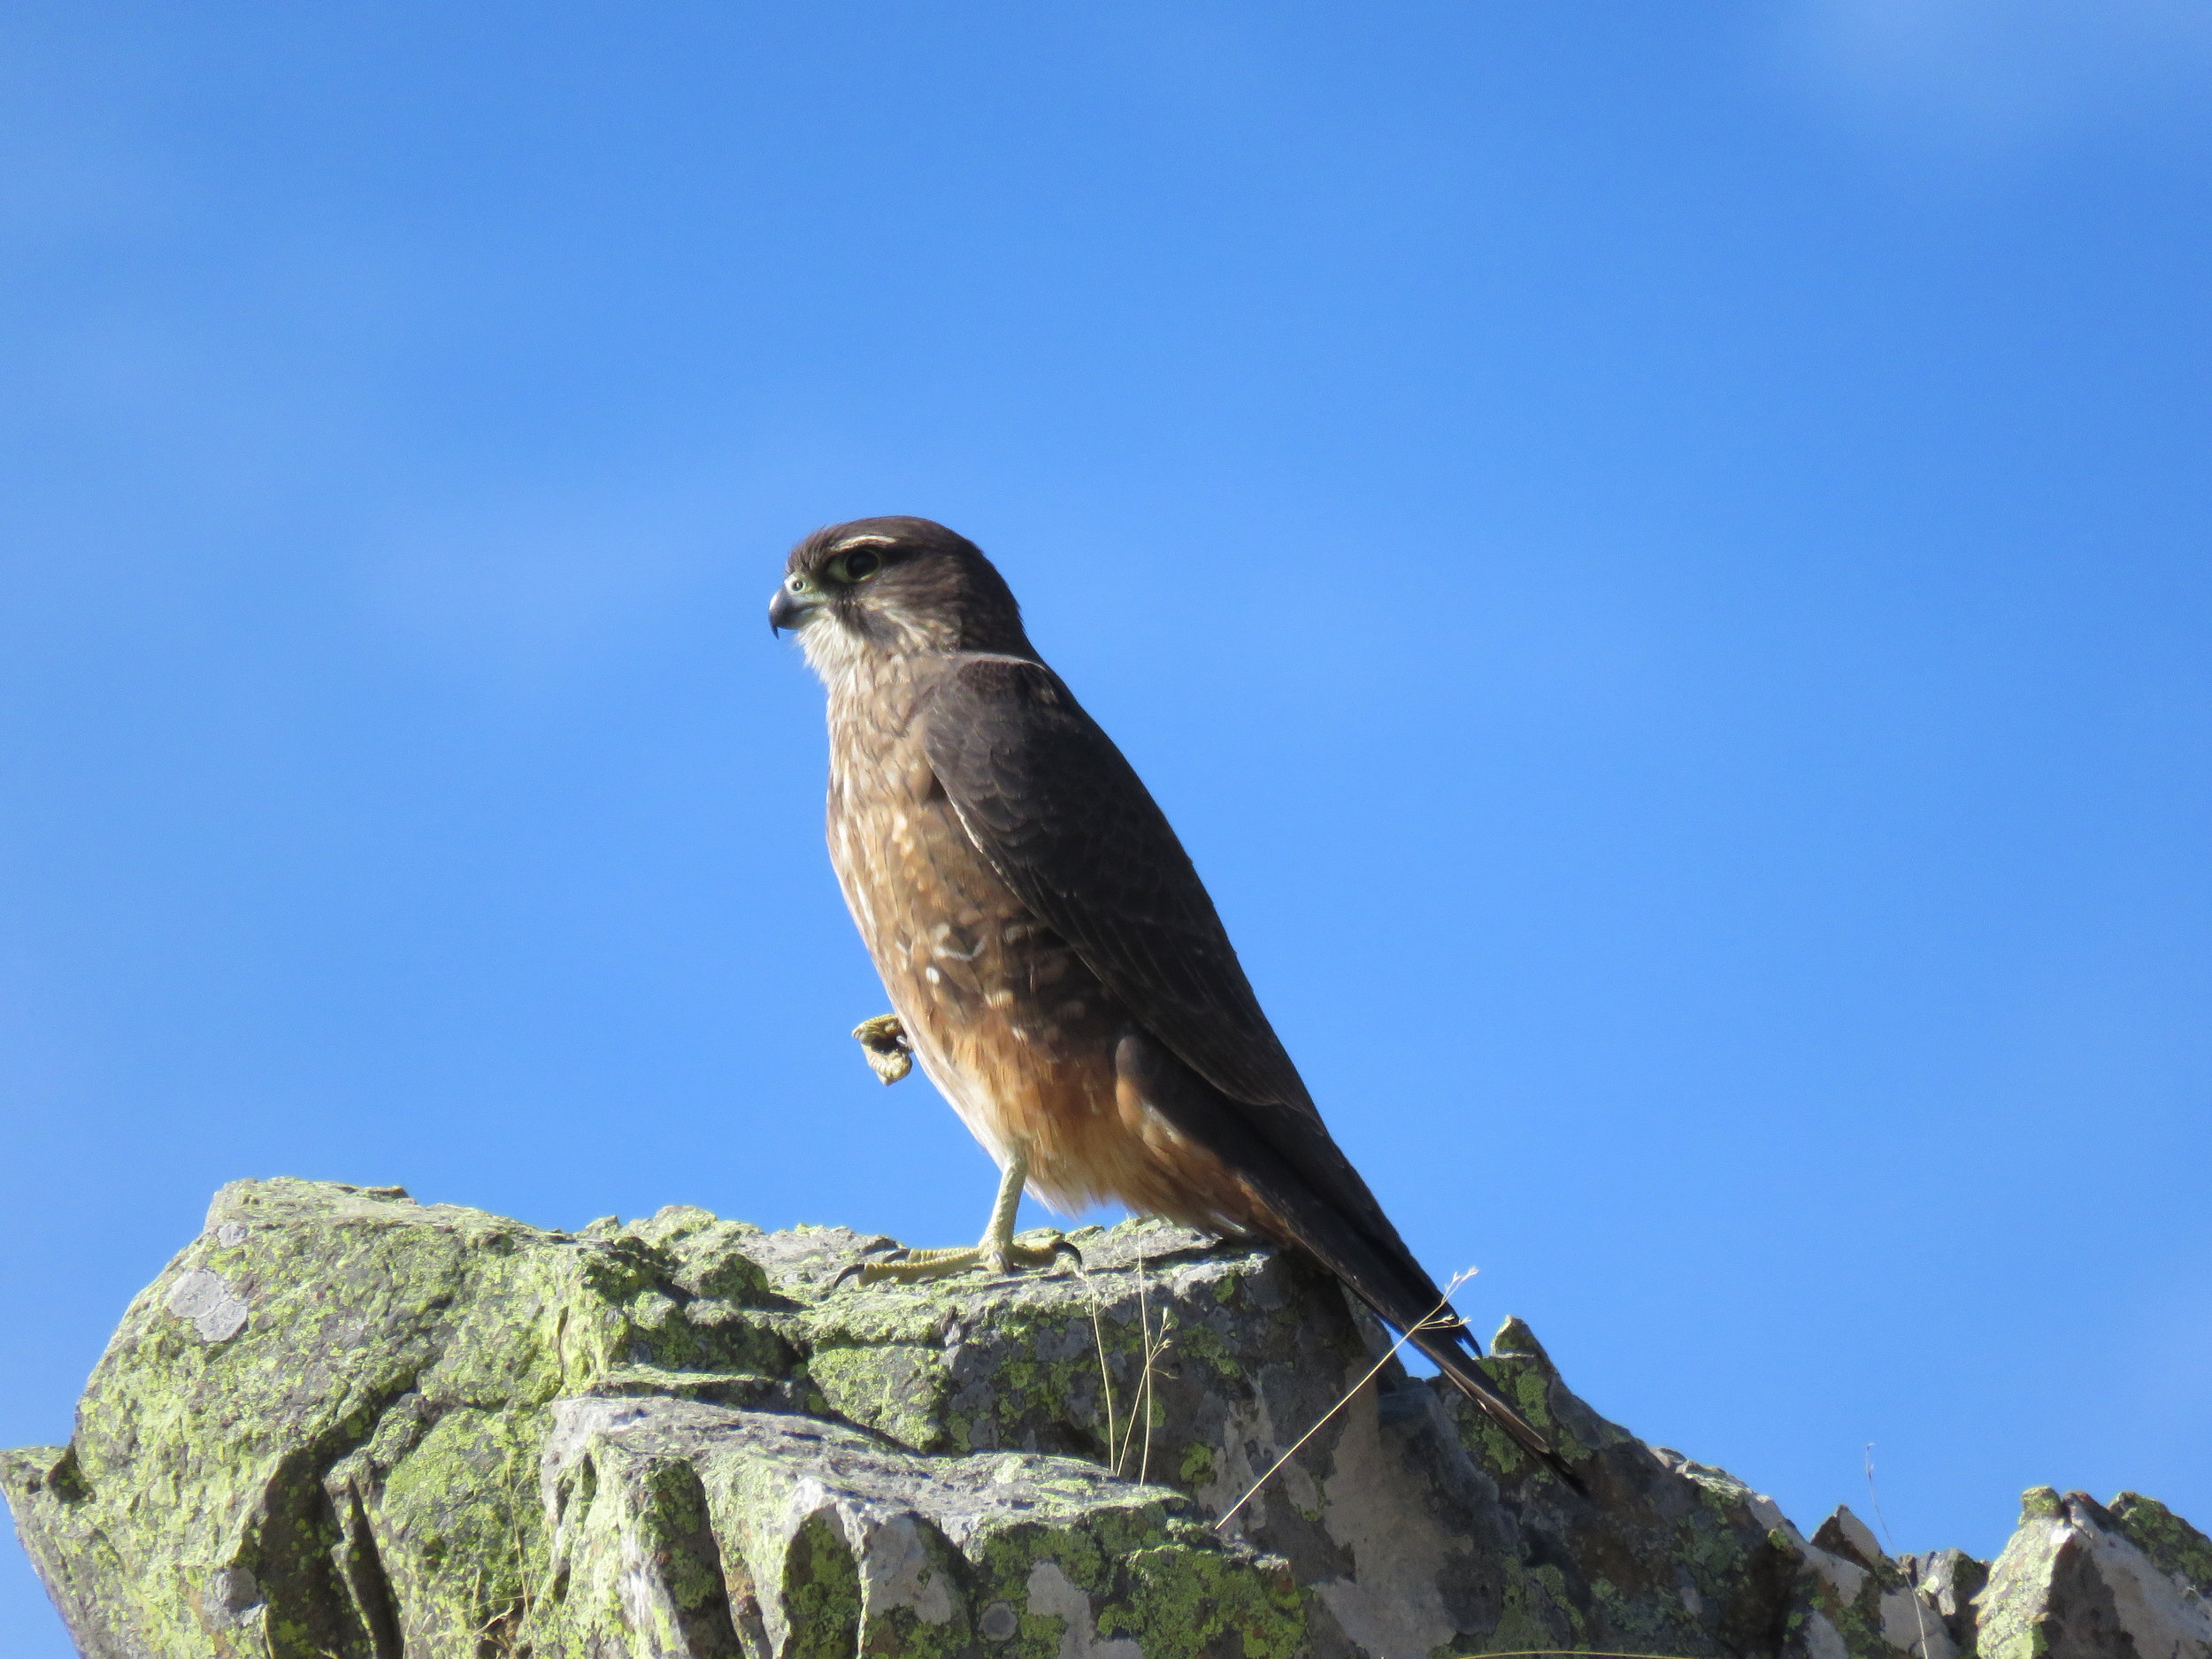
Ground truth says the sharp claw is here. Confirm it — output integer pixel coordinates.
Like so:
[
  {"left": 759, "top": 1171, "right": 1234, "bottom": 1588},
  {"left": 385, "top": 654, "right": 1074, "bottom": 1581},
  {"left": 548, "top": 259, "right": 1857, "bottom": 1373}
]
[
  {"left": 1050, "top": 1238, "right": 1083, "bottom": 1271},
  {"left": 830, "top": 1247, "right": 906, "bottom": 1291}
]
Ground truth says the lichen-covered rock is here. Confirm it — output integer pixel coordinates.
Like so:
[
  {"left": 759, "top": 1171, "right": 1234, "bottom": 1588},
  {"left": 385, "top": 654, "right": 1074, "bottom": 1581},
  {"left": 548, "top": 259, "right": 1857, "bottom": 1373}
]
[
  {"left": 1785, "top": 1505, "right": 1961, "bottom": 1659},
  {"left": 4, "top": 1179, "right": 2204, "bottom": 1659},
  {"left": 0, "top": 1183, "right": 1290, "bottom": 1659},
  {"left": 1901, "top": 1547, "right": 1988, "bottom": 1654},
  {"left": 1974, "top": 1486, "right": 2212, "bottom": 1659},
  {"left": 535, "top": 1397, "right": 1300, "bottom": 1659},
  {"left": 2109, "top": 1492, "right": 2212, "bottom": 1605}
]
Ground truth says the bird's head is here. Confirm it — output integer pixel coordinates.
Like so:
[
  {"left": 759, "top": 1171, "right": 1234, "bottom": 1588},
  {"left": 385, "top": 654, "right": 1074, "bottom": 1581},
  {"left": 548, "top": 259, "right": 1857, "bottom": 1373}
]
[{"left": 772, "top": 517, "right": 1031, "bottom": 679}]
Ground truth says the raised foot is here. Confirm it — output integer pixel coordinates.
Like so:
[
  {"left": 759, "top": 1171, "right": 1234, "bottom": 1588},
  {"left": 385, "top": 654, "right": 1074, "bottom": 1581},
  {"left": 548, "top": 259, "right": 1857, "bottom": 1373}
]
[
  {"left": 851, "top": 1014, "right": 913, "bottom": 1085},
  {"left": 831, "top": 1233, "right": 1081, "bottom": 1289}
]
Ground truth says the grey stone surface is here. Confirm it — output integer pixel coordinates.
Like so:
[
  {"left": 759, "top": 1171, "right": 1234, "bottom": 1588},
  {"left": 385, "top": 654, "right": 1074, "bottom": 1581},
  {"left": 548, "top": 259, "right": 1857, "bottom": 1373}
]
[
  {"left": 163, "top": 1268, "right": 251, "bottom": 1344},
  {"left": 4, "top": 1179, "right": 2204, "bottom": 1658}
]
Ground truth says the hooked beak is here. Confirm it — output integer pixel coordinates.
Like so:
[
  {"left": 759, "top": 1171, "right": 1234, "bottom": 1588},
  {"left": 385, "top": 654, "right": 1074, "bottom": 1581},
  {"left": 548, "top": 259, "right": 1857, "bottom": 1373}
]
[{"left": 769, "top": 580, "right": 820, "bottom": 636}]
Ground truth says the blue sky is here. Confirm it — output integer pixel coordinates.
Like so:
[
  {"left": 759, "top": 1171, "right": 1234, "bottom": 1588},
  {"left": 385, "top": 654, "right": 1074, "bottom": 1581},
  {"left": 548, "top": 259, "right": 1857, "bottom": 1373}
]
[{"left": 4, "top": 3, "right": 2208, "bottom": 1646}]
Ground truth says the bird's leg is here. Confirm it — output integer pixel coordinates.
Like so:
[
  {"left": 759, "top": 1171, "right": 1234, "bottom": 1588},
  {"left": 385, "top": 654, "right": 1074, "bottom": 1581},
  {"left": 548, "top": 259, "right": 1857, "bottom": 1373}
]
[
  {"left": 975, "top": 1148, "right": 1030, "bottom": 1272},
  {"left": 852, "top": 1014, "right": 912, "bottom": 1085},
  {"left": 832, "top": 1149, "right": 1080, "bottom": 1286}
]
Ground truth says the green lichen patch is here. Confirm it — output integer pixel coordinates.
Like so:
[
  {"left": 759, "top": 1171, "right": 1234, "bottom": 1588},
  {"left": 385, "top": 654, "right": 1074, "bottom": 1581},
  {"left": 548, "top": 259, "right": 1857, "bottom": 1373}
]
[
  {"left": 782, "top": 1511, "right": 864, "bottom": 1659},
  {"left": 2018, "top": 1484, "right": 2066, "bottom": 1523},
  {"left": 355, "top": 1403, "right": 548, "bottom": 1654},
  {"left": 810, "top": 1341, "right": 956, "bottom": 1450},
  {"left": 1101, "top": 1540, "right": 1306, "bottom": 1659},
  {"left": 2110, "top": 1490, "right": 2212, "bottom": 1596}
]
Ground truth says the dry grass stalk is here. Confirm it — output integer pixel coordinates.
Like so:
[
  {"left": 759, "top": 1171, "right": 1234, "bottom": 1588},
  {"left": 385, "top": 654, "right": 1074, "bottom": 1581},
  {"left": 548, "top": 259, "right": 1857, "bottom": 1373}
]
[
  {"left": 1084, "top": 1240, "right": 1176, "bottom": 1481},
  {"left": 1086, "top": 1270, "right": 1120, "bottom": 1471},
  {"left": 1864, "top": 1442, "right": 1939, "bottom": 1659},
  {"left": 1127, "top": 1244, "right": 1175, "bottom": 1483},
  {"left": 1214, "top": 1266, "right": 1478, "bottom": 1532},
  {"left": 467, "top": 1483, "right": 536, "bottom": 1654}
]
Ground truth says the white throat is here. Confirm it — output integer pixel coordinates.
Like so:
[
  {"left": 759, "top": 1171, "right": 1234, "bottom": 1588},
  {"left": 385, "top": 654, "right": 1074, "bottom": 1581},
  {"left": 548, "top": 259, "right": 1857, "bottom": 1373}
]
[{"left": 796, "top": 615, "right": 873, "bottom": 687}]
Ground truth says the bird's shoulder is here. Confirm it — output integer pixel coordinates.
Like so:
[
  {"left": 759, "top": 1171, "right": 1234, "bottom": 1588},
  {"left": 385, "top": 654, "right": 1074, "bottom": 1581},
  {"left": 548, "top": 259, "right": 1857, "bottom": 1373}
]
[{"left": 916, "top": 651, "right": 1072, "bottom": 710}]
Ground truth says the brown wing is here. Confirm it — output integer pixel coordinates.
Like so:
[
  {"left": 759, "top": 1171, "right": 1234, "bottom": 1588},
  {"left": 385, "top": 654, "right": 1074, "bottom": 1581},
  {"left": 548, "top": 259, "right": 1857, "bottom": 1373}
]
[
  {"left": 918, "top": 653, "right": 1311, "bottom": 1116},
  {"left": 919, "top": 653, "right": 1586, "bottom": 1492}
]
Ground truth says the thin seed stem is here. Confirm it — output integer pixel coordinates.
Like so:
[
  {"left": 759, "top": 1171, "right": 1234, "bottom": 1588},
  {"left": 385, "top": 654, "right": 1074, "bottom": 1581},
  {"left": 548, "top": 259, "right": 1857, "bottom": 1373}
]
[
  {"left": 1087, "top": 1275, "right": 1119, "bottom": 1471},
  {"left": 1215, "top": 1268, "right": 1477, "bottom": 1531},
  {"left": 1864, "top": 1442, "right": 1939, "bottom": 1659},
  {"left": 1138, "top": 1298, "right": 1167, "bottom": 1487},
  {"left": 1122, "top": 1242, "right": 1151, "bottom": 1476}
]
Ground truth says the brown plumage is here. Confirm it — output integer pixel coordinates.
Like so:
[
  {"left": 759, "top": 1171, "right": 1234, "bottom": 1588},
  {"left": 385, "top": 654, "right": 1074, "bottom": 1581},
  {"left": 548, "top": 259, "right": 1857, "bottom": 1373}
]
[{"left": 771, "top": 515, "right": 1580, "bottom": 1490}]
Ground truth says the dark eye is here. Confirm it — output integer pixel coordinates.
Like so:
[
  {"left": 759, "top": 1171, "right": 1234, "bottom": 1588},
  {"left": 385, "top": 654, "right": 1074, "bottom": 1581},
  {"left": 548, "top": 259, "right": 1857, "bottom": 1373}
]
[{"left": 843, "top": 549, "right": 882, "bottom": 580}]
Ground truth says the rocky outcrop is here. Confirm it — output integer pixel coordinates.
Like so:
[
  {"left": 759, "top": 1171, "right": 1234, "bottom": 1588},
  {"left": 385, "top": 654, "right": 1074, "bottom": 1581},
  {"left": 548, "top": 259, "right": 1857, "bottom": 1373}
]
[
  {"left": 1968, "top": 1487, "right": 2212, "bottom": 1659},
  {"left": 4, "top": 1179, "right": 2205, "bottom": 1658}
]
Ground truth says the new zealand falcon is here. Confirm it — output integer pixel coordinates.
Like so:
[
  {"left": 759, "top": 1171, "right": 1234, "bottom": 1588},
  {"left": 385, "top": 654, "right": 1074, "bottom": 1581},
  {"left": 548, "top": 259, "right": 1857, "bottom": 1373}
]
[{"left": 770, "top": 515, "right": 1574, "bottom": 1483}]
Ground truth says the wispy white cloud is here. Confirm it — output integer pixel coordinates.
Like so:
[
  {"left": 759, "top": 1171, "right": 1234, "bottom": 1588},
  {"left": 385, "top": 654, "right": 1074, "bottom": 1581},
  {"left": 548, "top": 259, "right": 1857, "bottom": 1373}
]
[{"left": 1780, "top": 0, "right": 2212, "bottom": 152}]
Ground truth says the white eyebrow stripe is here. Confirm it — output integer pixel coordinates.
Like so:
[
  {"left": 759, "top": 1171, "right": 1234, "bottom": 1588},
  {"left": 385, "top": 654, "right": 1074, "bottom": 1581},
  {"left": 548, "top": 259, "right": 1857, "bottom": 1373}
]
[{"left": 830, "top": 534, "right": 898, "bottom": 552}]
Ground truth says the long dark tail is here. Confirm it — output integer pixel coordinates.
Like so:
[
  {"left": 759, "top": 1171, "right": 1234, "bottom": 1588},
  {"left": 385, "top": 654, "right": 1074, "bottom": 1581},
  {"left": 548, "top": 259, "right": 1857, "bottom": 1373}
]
[
  {"left": 1408, "top": 1319, "right": 1589, "bottom": 1495},
  {"left": 1117, "top": 1033, "right": 1587, "bottom": 1497}
]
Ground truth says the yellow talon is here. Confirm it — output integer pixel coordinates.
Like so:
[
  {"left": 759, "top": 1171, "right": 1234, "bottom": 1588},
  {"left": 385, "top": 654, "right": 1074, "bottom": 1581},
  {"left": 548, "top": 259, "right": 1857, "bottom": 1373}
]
[
  {"left": 852, "top": 1014, "right": 912, "bottom": 1085},
  {"left": 833, "top": 1234, "right": 1077, "bottom": 1287},
  {"left": 826, "top": 1151, "right": 1082, "bottom": 1289}
]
